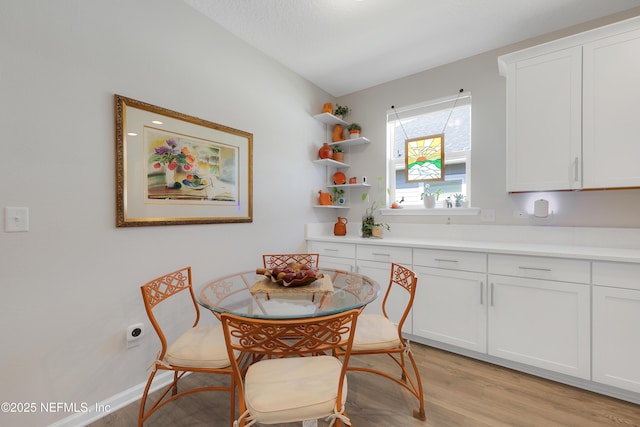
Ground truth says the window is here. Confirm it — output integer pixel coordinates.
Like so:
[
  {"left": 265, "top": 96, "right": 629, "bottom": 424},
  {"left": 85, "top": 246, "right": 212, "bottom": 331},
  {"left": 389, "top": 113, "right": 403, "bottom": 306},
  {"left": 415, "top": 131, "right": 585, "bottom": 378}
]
[{"left": 387, "top": 93, "right": 471, "bottom": 207}]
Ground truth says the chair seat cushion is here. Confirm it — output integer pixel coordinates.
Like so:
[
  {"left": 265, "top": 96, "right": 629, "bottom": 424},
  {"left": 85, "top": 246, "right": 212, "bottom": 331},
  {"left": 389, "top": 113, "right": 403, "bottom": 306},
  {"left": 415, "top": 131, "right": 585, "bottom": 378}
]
[
  {"left": 352, "top": 314, "right": 402, "bottom": 351},
  {"left": 244, "top": 355, "right": 347, "bottom": 424},
  {"left": 165, "top": 324, "right": 230, "bottom": 368}
]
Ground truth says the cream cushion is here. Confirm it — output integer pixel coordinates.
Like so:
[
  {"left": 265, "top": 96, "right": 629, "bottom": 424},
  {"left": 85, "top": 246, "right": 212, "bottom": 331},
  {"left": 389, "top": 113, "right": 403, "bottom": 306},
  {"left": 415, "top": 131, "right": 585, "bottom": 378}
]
[
  {"left": 244, "top": 355, "right": 347, "bottom": 424},
  {"left": 352, "top": 314, "right": 401, "bottom": 351},
  {"left": 165, "top": 324, "right": 230, "bottom": 368}
]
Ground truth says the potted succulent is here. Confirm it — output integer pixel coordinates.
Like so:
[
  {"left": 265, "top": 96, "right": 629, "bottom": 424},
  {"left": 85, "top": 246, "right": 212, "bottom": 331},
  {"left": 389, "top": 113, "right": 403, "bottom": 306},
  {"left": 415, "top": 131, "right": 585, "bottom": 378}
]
[
  {"left": 332, "top": 145, "right": 344, "bottom": 162},
  {"left": 347, "top": 123, "right": 361, "bottom": 139},
  {"left": 454, "top": 193, "right": 465, "bottom": 207},
  {"left": 420, "top": 184, "right": 442, "bottom": 208},
  {"left": 334, "top": 104, "right": 350, "bottom": 119}
]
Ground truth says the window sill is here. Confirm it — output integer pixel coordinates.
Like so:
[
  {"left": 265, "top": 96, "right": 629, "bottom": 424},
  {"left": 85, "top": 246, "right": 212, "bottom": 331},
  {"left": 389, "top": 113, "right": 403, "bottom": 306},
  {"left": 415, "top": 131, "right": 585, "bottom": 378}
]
[{"left": 380, "top": 207, "right": 480, "bottom": 216}]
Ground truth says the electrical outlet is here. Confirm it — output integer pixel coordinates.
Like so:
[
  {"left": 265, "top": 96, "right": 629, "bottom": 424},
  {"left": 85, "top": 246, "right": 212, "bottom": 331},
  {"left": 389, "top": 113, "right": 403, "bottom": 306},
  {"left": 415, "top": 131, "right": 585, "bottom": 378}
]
[
  {"left": 480, "top": 209, "right": 495, "bottom": 222},
  {"left": 126, "top": 323, "right": 144, "bottom": 348},
  {"left": 5, "top": 207, "right": 29, "bottom": 232},
  {"left": 513, "top": 210, "right": 528, "bottom": 219}
]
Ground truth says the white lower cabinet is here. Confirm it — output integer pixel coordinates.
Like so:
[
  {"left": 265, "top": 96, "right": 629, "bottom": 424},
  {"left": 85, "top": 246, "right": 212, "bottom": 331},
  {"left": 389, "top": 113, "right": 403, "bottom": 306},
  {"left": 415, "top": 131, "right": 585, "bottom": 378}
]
[
  {"left": 306, "top": 237, "right": 640, "bottom": 402},
  {"left": 487, "top": 274, "right": 591, "bottom": 379},
  {"left": 592, "top": 261, "right": 640, "bottom": 393},
  {"left": 412, "top": 249, "right": 488, "bottom": 353},
  {"left": 356, "top": 245, "right": 412, "bottom": 333},
  {"left": 307, "top": 241, "right": 356, "bottom": 271},
  {"left": 413, "top": 266, "right": 487, "bottom": 353}
]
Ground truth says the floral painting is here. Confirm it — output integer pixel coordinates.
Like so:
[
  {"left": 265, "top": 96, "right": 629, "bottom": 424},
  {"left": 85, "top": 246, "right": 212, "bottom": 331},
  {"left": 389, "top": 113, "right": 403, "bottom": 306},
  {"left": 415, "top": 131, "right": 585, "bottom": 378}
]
[
  {"left": 404, "top": 134, "right": 445, "bottom": 183},
  {"left": 145, "top": 129, "right": 238, "bottom": 203},
  {"left": 115, "top": 94, "right": 252, "bottom": 227}
]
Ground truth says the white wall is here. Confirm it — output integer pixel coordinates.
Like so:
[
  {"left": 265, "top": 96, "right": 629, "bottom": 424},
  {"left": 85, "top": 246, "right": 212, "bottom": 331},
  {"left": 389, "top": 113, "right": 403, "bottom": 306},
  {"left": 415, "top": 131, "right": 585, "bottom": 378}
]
[
  {"left": 3, "top": 1, "right": 640, "bottom": 425},
  {"left": 338, "top": 7, "right": 640, "bottom": 228},
  {"left": 0, "top": 1, "right": 337, "bottom": 425}
]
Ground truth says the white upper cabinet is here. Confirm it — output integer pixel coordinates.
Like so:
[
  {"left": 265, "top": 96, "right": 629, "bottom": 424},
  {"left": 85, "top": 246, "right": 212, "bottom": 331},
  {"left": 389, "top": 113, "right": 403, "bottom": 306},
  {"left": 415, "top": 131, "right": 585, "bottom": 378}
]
[
  {"left": 583, "top": 28, "right": 640, "bottom": 189},
  {"left": 499, "top": 16, "right": 640, "bottom": 192},
  {"left": 505, "top": 46, "right": 582, "bottom": 192}
]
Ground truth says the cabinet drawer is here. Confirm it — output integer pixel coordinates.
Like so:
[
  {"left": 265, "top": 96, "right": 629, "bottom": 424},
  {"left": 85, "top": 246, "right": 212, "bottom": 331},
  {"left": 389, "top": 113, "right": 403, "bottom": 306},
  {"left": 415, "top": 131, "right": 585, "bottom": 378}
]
[
  {"left": 488, "top": 254, "right": 590, "bottom": 283},
  {"left": 413, "top": 249, "right": 487, "bottom": 273},
  {"left": 592, "top": 261, "right": 640, "bottom": 291},
  {"left": 307, "top": 241, "right": 355, "bottom": 259},
  {"left": 357, "top": 244, "right": 412, "bottom": 264}
]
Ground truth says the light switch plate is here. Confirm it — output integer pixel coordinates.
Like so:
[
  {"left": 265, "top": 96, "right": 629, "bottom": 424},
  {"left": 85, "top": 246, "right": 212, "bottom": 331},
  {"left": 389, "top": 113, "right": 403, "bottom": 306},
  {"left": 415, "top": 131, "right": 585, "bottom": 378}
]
[{"left": 5, "top": 207, "right": 29, "bottom": 232}]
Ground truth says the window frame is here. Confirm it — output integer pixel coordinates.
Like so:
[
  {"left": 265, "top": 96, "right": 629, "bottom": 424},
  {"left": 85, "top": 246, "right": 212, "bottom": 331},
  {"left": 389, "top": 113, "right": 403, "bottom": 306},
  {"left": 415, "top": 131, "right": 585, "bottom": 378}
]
[{"left": 386, "top": 93, "right": 472, "bottom": 210}]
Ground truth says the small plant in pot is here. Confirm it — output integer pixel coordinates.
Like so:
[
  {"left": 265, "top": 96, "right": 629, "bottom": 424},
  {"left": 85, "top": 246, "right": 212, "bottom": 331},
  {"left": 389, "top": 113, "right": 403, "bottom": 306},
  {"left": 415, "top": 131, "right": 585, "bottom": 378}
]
[
  {"left": 454, "top": 193, "right": 465, "bottom": 207},
  {"left": 334, "top": 104, "right": 350, "bottom": 119},
  {"left": 332, "top": 187, "right": 346, "bottom": 205},
  {"left": 361, "top": 195, "right": 390, "bottom": 238},
  {"left": 332, "top": 145, "right": 344, "bottom": 162},
  {"left": 361, "top": 204, "right": 390, "bottom": 237},
  {"left": 347, "top": 123, "right": 361, "bottom": 139},
  {"left": 420, "top": 184, "right": 442, "bottom": 209}
]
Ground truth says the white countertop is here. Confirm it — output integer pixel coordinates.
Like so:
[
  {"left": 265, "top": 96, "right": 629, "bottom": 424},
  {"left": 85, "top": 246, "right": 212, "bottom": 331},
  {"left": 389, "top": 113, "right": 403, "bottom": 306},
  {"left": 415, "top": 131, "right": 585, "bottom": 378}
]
[{"left": 305, "top": 223, "right": 640, "bottom": 263}]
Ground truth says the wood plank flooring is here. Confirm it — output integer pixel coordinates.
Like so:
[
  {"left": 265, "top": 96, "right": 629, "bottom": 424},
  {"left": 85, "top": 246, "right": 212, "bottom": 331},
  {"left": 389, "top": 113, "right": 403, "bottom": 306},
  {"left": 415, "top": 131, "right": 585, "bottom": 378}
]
[{"left": 89, "top": 344, "right": 640, "bottom": 426}]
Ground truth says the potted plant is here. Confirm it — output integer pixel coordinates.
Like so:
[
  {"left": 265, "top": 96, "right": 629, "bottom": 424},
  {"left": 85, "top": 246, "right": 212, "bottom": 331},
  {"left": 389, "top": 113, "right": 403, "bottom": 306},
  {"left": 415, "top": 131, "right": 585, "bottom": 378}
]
[
  {"left": 347, "top": 123, "right": 361, "bottom": 139},
  {"left": 332, "top": 187, "right": 346, "bottom": 205},
  {"left": 420, "top": 184, "right": 442, "bottom": 209},
  {"left": 454, "top": 193, "right": 465, "bottom": 207},
  {"left": 332, "top": 145, "right": 344, "bottom": 162},
  {"left": 361, "top": 181, "right": 390, "bottom": 237},
  {"left": 334, "top": 104, "right": 350, "bottom": 119},
  {"left": 361, "top": 201, "right": 390, "bottom": 238}
]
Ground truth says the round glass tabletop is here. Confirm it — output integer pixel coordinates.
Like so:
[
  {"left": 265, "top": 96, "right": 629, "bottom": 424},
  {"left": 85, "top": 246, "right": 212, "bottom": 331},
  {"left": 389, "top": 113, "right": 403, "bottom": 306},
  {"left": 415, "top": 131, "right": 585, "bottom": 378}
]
[{"left": 198, "top": 268, "right": 379, "bottom": 319}]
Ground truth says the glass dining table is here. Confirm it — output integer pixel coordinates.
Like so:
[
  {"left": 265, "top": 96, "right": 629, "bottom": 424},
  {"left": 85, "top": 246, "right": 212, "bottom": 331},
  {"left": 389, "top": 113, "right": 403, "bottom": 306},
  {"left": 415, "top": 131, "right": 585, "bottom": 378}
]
[{"left": 198, "top": 268, "right": 380, "bottom": 319}]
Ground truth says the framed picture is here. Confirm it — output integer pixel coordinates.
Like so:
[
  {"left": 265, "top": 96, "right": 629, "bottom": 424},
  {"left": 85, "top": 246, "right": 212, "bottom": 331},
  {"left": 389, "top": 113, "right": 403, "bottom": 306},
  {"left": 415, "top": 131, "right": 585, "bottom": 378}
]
[
  {"left": 115, "top": 94, "right": 253, "bottom": 227},
  {"left": 404, "top": 134, "right": 445, "bottom": 183}
]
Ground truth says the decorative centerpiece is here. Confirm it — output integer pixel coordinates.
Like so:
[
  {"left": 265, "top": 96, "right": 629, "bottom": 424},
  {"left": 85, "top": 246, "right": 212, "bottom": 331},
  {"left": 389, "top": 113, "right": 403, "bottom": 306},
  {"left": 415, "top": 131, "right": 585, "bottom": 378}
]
[{"left": 256, "top": 263, "right": 322, "bottom": 287}]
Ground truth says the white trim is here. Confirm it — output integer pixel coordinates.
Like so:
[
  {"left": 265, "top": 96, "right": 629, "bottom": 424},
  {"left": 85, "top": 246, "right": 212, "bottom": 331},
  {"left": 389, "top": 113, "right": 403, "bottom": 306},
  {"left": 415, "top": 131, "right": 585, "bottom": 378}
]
[
  {"left": 47, "top": 372, "right": 175, "bottom": 427},
  {"left": 498, "top": 15, "right": 640, "bottom": 76},
  {"left": 386, "top": 92, "right": 472, "bottom": 119},
  {"left": 380, "top": 207, "right": 480, "bottom": 216}
]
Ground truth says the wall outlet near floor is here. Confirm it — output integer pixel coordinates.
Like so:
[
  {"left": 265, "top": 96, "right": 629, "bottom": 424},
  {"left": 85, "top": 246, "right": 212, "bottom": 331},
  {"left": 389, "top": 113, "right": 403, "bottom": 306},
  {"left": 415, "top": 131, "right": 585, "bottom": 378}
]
[{"left": 126, "top": 323, "right": 144, "bottom": 348}]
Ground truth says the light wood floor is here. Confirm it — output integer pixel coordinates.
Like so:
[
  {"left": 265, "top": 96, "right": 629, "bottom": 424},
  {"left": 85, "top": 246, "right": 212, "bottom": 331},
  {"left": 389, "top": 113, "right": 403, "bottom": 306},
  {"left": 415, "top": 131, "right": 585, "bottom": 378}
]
[{"left": 90, "top": 344, "right": 640, "bottom": 426}]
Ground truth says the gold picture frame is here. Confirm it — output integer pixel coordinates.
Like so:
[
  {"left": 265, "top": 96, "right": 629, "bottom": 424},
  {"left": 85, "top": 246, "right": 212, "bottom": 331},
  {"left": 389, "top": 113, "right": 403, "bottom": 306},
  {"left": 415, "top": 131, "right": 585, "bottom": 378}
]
[
  {"left": 115, "top": 95, "right": 253, "bottom": 227},
  {"left": 404, "top": 134, "right": 445, "bottom": 183}
]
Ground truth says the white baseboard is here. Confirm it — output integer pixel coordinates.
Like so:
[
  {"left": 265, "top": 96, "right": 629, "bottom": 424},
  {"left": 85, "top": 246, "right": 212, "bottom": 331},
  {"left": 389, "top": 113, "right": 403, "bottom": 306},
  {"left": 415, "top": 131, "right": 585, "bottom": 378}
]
[{"left": 47, "top": 371, "right": 175, "bottom": 427}]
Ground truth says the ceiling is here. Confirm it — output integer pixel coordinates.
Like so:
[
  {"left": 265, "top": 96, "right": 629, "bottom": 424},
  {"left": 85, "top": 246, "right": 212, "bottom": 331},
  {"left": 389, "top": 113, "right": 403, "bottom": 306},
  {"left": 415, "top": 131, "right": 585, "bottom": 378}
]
[{"left": 184, "top": 0, "right": 640, "bottom": 97}]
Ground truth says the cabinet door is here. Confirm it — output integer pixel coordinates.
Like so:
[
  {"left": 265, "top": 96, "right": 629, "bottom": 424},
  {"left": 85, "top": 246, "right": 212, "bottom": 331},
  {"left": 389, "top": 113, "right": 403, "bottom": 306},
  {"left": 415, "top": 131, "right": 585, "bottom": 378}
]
[
  {"left": 487, "top": 275, "right": 590, "bottom": 379},
  {"left": 583, "top": 28, "right": 640, "bottom": 188},
  {"left": 506, "top": 46, "right": 582, "bottom": 192},
  {"left": 317, "top": 256, "right": 355, "bottom": 272},
  {"left": 593, "top": 286, "right": 640, "bottom": 393},
  {"left": 307, "top": 241, "right": 356, "bottom": 260},
  {"left": 413, "top": 266, "right": 487, "bottom": 353},
  {"left": 356, "top": 259, "right": 411, "bottom": 334}
]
